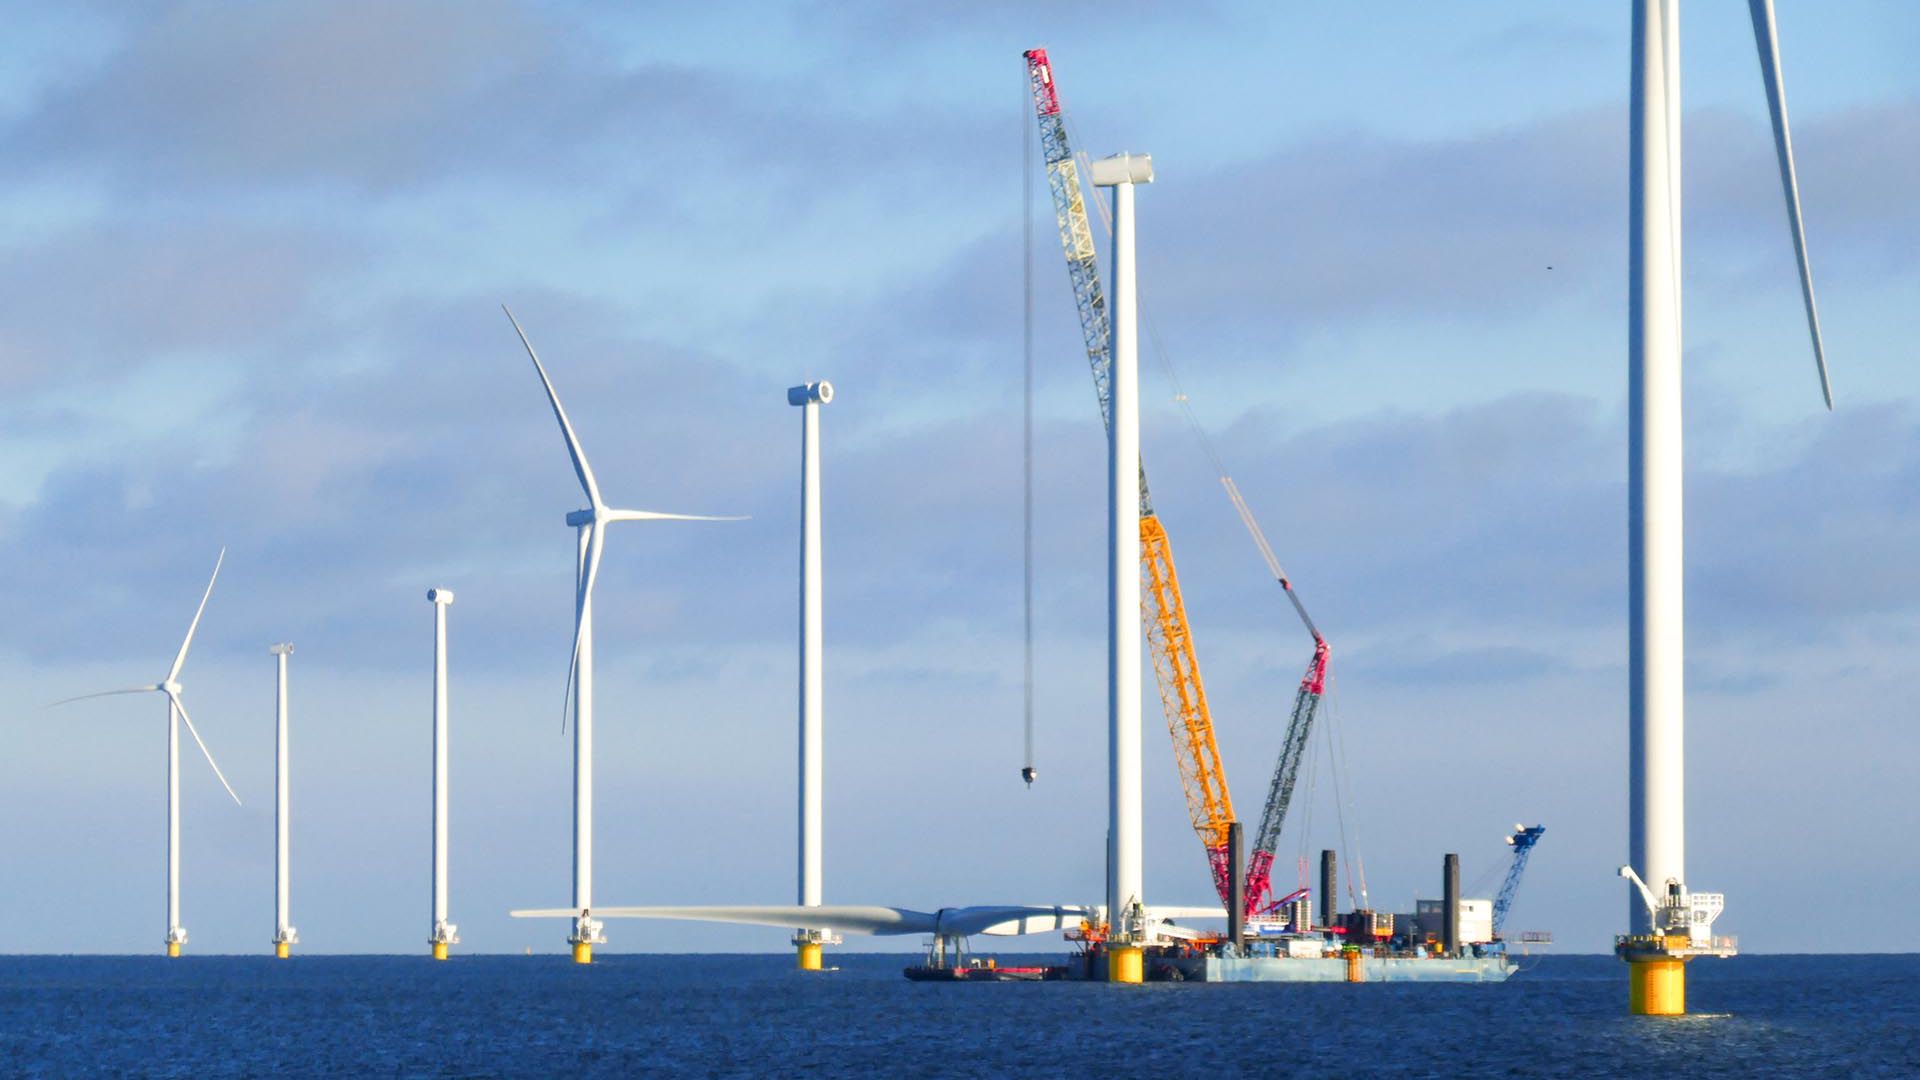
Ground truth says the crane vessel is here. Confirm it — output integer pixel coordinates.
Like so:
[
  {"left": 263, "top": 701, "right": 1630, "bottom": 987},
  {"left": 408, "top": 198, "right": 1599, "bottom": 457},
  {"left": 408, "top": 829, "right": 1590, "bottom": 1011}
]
[{"left": 1026, "top": 48, "right": 1528, "bottom": 982}]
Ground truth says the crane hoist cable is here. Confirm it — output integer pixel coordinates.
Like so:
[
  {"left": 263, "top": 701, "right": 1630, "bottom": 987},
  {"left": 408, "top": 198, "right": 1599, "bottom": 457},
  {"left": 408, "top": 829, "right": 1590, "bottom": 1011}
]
[{"left": 1322, "top": 684, "right": 1369, "bottom": 910}]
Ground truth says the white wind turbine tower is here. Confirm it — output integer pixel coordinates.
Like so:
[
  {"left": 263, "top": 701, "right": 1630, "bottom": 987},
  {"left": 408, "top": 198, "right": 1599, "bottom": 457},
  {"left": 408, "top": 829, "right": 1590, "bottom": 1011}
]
[
  {"left": 1615, "top": 0, "right": 1834, "bottom": 1016},
  {"left": 1091, "top": 149, "right": 1152, "bottom": 984},
  {"left": 787, "top": 380, "right": 837, "bottom": 971},
  {"left": 504, "top": 306, "right": 742, "bottom": 964},
  {"left": 428, "top": 588, "right": 457, "bottom": 960},
  {"left": 52, "top": 548, "right": 242, "bottom": 957},
  {"left": 270, "top": 642, "right": 297, "bottom": 958}
]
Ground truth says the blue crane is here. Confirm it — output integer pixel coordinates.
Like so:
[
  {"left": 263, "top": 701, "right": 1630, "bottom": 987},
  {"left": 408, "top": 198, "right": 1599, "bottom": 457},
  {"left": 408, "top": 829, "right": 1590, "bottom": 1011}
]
[{"left": 1493, "top": 824, "right": 1546, "bottom": 939}]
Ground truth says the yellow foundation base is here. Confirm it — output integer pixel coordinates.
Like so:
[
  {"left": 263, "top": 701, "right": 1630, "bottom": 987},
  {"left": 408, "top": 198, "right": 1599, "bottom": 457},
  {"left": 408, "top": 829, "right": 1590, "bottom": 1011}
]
[
  {"left": 166, "top": 942, "right": 181, "bottom": 958},
  {"left": 572, "top": 941, "right": 593, "bottom": 965},
  {"left": 275, "top": 942, "right": 290, "bottom": 960},
  {"left": 1345, "top": 949, "right": 1364, "bottom": 983},
  {"left": 1629, "top": 958, "right": 1686, "bottom": 1016},
  {"left": 432, "top": 942, "right": 448, "bottom": 961},
  {"left": 1107, "top": 945, "right": 1143, "bottom": 984},
  {"left": 797, "top": 942, "right": 823, "bottom": 971}
]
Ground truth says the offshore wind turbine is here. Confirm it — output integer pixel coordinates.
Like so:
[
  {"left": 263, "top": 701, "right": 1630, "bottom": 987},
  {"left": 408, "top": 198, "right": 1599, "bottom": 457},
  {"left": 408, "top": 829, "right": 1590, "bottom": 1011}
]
[
  {"left": 270, "top": 642, "right": 297, "bottom": 958},
  {"left": 51, "top": 548, "right": 242, "bottom": 957},
  {"left": 1615, "top": 0, "right": 1833, "bottom": 1016},
  {"left": 503, "top": 305, "right": 741, "bottom": 964}
]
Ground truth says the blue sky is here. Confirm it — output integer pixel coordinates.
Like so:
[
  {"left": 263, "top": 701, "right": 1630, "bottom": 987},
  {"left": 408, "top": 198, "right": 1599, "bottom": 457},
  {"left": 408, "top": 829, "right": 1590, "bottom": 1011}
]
[{"left": 0, "top": 1, "right": 1915, "bottom": 956}]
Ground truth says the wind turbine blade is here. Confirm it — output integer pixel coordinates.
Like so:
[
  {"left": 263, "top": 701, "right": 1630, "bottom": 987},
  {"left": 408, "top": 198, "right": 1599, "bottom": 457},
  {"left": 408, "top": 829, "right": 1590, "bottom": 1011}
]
[
  {"left": 947, "top": 905, "right": 1095, "bottom": 937},
  {"left": 560, "top": 523, "right": 606, "bottom": 734},
  {"left": 561, "top": 629, "right": 578, "bottom": 736},
  {"left": 46, "top": 685, "right": 162, "bottom": 708},
  {"left": 166, "top": 690, "right": 241, "bottom": 806},
  {"left": 167, "top": 548, "right": 226, "bottom": 683},
  {"left": 508, "top": 904, "right": 943, "bottom": 936},
  {"left": 502, "top": 305, "right": 606, "bottom": 507},
  {"left": 601, "top": 509, "right": 749, "bottom": 524},
  {"left": 1748, "top": 0, "right": 1833, "bottom": 410},
  {"left": 504, "top": 904, "right": 1098, "bottom": 938}
]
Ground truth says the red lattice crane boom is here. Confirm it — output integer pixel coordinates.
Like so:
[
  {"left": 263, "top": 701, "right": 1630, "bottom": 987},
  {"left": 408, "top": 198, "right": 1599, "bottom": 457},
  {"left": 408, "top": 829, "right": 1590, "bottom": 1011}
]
[{"left": 1224, "top": 476, "right": 1331, "bottom": 917}]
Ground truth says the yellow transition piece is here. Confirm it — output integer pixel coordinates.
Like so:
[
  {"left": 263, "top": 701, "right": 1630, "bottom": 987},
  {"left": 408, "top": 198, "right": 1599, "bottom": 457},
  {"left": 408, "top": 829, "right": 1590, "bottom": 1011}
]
[
  {"left": 1107, "top": 946, "right": 1143, "bottom": 984},
  {"left": 1629, "top": 958, "right": 1686, "bottom": 1016}
]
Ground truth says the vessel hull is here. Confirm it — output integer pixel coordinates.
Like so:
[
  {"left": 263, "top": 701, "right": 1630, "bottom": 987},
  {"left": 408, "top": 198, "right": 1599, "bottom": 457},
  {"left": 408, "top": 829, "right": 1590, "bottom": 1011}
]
[{"left": 1175, "top": 954, "right": 1513, "bottom": 983}]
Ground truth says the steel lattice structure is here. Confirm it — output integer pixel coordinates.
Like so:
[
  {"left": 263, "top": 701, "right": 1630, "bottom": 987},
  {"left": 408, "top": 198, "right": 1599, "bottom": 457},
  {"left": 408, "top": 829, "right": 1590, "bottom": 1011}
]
[
  {"left": 1494, "top": 824, "right": 1546, "bottom": 937},
  {"left": 1244, "top": 641, "right": 1329, "bottom": 914}
]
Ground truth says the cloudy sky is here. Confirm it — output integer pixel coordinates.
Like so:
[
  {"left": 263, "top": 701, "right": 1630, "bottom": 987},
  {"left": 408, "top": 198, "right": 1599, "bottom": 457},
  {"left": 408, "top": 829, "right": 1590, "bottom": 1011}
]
[{"left": 1, "top": 1, "right": 1915, "bottom": 956}]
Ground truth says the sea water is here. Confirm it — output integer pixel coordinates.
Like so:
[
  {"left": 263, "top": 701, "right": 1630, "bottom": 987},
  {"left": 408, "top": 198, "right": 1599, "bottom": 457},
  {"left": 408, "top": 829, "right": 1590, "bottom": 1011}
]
[{"left": 2, "top": 953, "right": 1915, "bottom": 1076}]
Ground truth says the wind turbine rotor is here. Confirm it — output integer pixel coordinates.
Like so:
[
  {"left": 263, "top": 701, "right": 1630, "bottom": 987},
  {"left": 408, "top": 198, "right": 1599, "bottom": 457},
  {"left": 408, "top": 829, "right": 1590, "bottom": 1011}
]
[{"left": 504, "top": 306, "right": 746, "bottom": 734}]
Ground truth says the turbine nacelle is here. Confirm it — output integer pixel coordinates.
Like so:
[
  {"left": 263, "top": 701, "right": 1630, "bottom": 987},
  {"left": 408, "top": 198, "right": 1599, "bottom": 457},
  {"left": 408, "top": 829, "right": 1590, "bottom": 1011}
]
[
  {"left": 1089, "top": 151, "right": 1154, "bottom": 187},
  {"left": 787, "top": 380, "right": 833, "bottom": 406}
]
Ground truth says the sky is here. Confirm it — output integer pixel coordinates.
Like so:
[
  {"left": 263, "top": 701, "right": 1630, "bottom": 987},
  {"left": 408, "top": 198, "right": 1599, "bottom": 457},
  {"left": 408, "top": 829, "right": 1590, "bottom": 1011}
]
[{"left": 0, "top": 1, "right": 1916, "bottom": 957}]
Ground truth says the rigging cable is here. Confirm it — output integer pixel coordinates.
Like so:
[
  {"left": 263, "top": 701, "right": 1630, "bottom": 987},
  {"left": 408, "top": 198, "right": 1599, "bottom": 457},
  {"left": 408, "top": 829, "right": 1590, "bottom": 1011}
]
[{"left": 1323, "top": 678, "right": 1370, "bottom": 910}]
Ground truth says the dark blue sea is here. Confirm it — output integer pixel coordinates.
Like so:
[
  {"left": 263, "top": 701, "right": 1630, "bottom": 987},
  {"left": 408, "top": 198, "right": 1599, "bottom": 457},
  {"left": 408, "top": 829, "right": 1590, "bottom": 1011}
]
[{"left": 2, "top": 953, "right": 1915, "bottom": 1077}]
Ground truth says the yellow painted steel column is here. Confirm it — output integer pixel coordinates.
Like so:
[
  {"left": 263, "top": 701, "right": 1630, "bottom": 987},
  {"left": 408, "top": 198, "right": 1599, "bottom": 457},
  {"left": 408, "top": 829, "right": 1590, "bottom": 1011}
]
[
  {"left": 572, "top": 941, "right": 593, "bottom": 965},
  {"left": 1629, "top": 958, "right": 1686, "bottom": 1015},
  {"left": 1344, "top": 948, "right": 1363, "bottom": 983},
  {"left": 1107, "top": 945, "right": 1143, "bottom": 984},
  {"left": 166, "top": 942, "right": 181, "bottom": 959},
  {"left": 797, "top": 943, "right": 823, "bottom": 971},
  {"left": 275, "top": 942, "right": 290, "bottom": 960},
  {"left": 431, "top": 942, "right": 449, "bottom": 961}
]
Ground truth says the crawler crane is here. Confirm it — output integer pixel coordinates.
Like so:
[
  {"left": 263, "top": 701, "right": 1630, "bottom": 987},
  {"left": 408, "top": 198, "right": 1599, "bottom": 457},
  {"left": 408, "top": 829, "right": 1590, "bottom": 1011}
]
[{"left": 1026, "top": 49, "right": 1331, "bottom": 917}]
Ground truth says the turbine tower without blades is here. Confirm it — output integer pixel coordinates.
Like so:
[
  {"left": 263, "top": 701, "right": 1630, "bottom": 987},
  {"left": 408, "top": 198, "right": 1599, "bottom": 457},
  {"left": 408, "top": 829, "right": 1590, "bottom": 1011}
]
[
  {"left": 788, "top": 380, "right": 838, "bottom": 971},
  {"left": 428, "top": 588, "right": 458, "bottom": 960},
  {"left": 271, "top": 642, "right": 297, "bottom": 958},
  {"left": 1090, "top": 149, "right": 1152, "bottom": 984},
  {"left": 1619, "top": 0, "right": 1834, "bottom": 1016},
  {"left": 503, "top": 306, "right": 743, "bottom": 964},
  {"left": 50, "top": 548, "right": 241, "bottom": 957}
]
